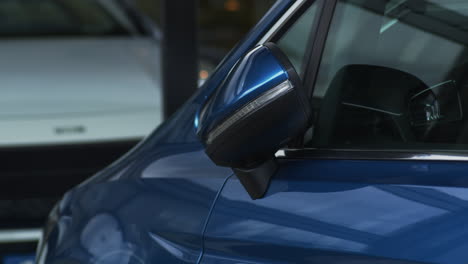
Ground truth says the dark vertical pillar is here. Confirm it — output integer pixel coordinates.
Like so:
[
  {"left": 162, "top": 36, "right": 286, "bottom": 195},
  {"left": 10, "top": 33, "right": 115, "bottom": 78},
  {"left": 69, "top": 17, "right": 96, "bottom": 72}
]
[{"left": 161, "top": 0, "right": 199, "bottom": 119}]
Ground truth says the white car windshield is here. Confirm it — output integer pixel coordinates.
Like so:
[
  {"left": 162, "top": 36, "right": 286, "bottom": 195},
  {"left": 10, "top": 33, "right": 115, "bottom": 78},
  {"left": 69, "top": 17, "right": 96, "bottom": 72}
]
[{"left": 0, "top": 0, "right": 130, "bottom": 37}]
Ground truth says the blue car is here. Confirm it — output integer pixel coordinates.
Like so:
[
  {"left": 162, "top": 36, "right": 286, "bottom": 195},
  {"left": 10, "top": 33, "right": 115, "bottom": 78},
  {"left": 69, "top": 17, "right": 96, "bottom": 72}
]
[{"left": 36, "top": 0, "right": 468, "bottom": 263}]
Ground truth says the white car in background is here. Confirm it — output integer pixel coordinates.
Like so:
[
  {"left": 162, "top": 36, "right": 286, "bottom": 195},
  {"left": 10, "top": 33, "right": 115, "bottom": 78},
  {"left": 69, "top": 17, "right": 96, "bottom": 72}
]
[{"left": 0, "top": 0, "right": 163, "bottom": 147}]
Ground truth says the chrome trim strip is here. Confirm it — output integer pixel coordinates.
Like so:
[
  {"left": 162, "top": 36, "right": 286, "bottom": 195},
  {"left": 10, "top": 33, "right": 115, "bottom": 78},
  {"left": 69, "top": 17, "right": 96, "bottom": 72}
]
[
  {"left": 258, "top": 0, "right": 307, "bottom": 44},
  {"left": 276, "top": 149, "right": 468, "bottom": 162},
  {"left": 0, "top": 228, "right": 42, "bottom": 244}
]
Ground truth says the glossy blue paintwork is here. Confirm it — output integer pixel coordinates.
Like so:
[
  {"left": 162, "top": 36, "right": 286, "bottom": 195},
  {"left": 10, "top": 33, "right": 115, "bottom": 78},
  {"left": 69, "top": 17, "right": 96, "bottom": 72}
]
[
  {"left": 44, "top": 146, "right": 232, "bottom": 264},
  {"left": 37, "top": 0, "right": 468, "bottom": 263},
  {"left": 201, "top": 159, "right": 468, "bottom": 264},
  {"left": 198, "top": 45, "right": 288, "bottom": 136},
  {"left": 37, "top": 1, "right": 295, "bottom": 264}
]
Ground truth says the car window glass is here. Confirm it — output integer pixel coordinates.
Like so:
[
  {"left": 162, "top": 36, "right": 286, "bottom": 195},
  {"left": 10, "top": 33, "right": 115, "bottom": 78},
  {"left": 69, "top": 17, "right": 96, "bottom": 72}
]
[
  {"left": 276, "top": 1, "right": 321, "bottom": 76},
  {"left": 307, "top": 0, "right": 468, "bottom": 151}
]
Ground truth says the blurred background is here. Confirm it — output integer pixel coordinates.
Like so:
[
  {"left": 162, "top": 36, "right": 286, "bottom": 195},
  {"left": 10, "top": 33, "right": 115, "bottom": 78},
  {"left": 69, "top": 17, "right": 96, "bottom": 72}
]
[
  {"left": 0, "top": 0, "right": 275, "bottom": 263},
  {"left": 132, "top": 0, "right": 276, "bottom": 71}
]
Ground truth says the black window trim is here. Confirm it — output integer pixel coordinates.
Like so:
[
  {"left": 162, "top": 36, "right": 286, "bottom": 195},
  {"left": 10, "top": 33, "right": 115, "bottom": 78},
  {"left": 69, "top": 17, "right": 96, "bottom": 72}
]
[
  {"left": 302, "top": 0, "right": 338, "bottom": 98},
  {"left": 261, "top": 0, "right": 333, "bottom": 148},
  {"left": 269, "top": 0, "right": 320, "bottom": 42},
  {"left": 260, "top": 0, "right": 310, "bottom": 45},
  {"left": 266, "top": 0, "right": 330, "bottom": 84}
]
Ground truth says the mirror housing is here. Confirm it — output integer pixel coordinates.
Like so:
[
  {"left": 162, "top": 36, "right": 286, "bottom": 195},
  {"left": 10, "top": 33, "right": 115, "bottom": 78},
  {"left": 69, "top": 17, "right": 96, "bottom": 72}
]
[{"left": 197, "top": 43, "right": 311, "bottom": 199}]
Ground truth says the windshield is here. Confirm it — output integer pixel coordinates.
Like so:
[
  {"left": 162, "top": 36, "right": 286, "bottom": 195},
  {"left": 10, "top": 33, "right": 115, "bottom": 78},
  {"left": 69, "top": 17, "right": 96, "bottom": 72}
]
[{"left": 0, "top": 0, "right": 130, "bottom": 37}]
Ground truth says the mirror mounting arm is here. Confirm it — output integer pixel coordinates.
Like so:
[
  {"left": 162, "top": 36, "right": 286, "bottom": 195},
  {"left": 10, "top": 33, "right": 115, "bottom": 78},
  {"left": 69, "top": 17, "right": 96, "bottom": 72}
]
[{"left": 232, "top": 158, "right": 278, "bottom": 199}]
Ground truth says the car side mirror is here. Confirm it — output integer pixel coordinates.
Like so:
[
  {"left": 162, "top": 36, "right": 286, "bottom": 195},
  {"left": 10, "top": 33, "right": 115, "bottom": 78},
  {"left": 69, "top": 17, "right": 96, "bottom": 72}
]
[{"left": 197, "top": 43, "right": 311, "bottom": 199}]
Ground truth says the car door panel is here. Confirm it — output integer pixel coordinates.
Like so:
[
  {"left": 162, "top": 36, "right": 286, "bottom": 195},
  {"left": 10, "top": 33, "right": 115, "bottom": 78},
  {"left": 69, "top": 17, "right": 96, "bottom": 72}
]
[{"left": 200, "top": 158, "right": 468, "bottom": 264}]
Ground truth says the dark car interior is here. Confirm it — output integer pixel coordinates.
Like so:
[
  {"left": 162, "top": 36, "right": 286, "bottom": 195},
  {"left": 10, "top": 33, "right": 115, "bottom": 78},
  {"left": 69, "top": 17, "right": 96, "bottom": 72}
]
[{"left": 308, "top": 0, "right": 468, "bottom": 151}]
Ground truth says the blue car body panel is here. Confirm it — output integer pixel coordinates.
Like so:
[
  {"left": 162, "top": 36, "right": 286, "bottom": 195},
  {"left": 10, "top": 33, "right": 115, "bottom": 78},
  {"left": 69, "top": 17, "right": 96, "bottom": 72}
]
[
  {"left": 46, "top": 145, "right": 232, "bottom": 264},
  {"left": 201, "top": 159, "right": 468, "bottom": 264},
  {"left": 4, "top": 254, "right": 36, "bottom": 264},
  {"left": 39, "top": 0, "right": 468, "bottom": 264},
  {"left": 198, "top": 45, "right": 289, "bottom": 135}
]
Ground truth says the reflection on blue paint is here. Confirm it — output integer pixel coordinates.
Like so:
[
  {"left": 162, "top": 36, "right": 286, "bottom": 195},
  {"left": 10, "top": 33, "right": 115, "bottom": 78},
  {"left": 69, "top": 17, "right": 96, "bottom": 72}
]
[
  {"left": 201, "top": 159, "right": 468, "bottom": 264},
  {"left": 238, "top": 70, "right": 284, "bottom": 99},
  {"left": 197, "top": 45, "right": 288, "bottom": 137},
  {"left": 194, "top": 111, "right": 200, "bottom": 129},
  {"left": 3, "top": 254, "right": 35, "bottom": 264}
]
